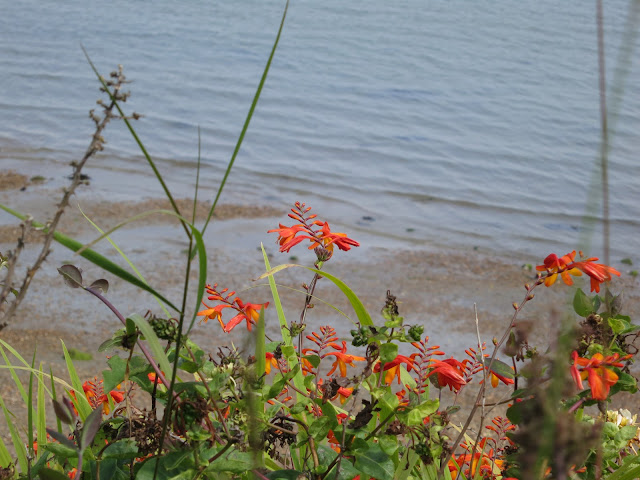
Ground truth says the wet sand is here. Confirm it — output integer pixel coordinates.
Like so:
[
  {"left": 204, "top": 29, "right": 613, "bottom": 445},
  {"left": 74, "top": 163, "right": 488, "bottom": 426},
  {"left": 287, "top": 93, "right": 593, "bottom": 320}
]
[{"left": 2, "top": 168, "right": 639, "bottom": 448}]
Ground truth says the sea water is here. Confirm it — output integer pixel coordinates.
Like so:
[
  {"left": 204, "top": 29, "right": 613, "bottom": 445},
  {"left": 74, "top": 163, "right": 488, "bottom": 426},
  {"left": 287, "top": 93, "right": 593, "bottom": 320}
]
[{"left": 1, "top": 0, "right": 639, "bottom": 261}]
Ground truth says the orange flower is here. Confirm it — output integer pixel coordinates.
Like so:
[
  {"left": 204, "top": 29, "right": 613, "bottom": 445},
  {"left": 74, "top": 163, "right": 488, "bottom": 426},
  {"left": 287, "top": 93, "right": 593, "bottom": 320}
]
[
  {"left": 268, "top": 202, "right": 359, "bottom": 255},
  {"left": 267, "top": 223, "right": 315, "bottom": 253},
  {"left": 536, "top": 251, "right": 582, "bottom": 287},
  {"left": 571, "top": 257, "right": 621, "bottom": 293},
  {"left": 265, "top": 352, "right": 279, "bottom": 374},
  {"left": 334, "top": 387, "right": 353, "bottom": 404},
  {"left": 570, "top": 351, "right": 630, "bottom": 400},
  {"left": 536, "top": 251, "right": 620, "bottom": 292},
  {"left": 312, "top": 222, "right": 360, "bottom": 253},
  {"left": 428, "top": 358, "right": 467, "bottom": 392},
  {"left": 82, "top": 377, "right": 124, "bottom": 414},
  {"left": 197, "top": 284, "right": 268, "bottom": 333},
  {"left": 374, "top": 355, "right": 414, "bottom": 385},
  {"left": 487, "top": 366, "right": 515, "bottom": 388},
  {"left": 324, "top": 341, "right": 365, "bottom": 377}
]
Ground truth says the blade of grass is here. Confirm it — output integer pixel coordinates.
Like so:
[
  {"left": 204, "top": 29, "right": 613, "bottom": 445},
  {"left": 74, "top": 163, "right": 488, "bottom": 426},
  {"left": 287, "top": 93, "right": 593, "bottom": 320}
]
[
  {"left": 185, "top": 226, "right": 207, "bottom": 335},
  {"left": 261, "top": 245, "right": 308, "bottom": 404},
  {"left": 28, "top": 349, "right": 36, "bottom": 458},
  {"left": 50, "top": 366, "right": 62, "bottom": 434},
  {"left": 37, "top": 364, "right": 46, "bottom": 459},
  {"left": 0, "top": 345, "right": 29, "bottom": 404},
  {"left": 0, "top": 394, "right": 27, "bottom": 473},
  {"left": 261, "top": 245, "right": 291, "bottom": 344},
  {"left": 0, "top": 203, "right": 179, "bottom": 312},
  {"left": 127, "top": 313, "right": 173, "bottom": 377},
  {"left": 81, "top": 45, "right": 191, "bottom": 241},
  {"left": 0, "top": 433, "right": 11, "bottom": 468},
  {"left": 76, "top": 203, "right": 171, "bottom": 317},
  {"left": 192, "top": 126, "right": 202, "bottom": 225},
  {"left": 61, "top": 340, "right": 93, "bottom": 420},
  {"left": 200, "top": 0, "right": 290, "bottom": 236},
  {"left": 258, "top": 263, "right": 373, "bottom": 327}
]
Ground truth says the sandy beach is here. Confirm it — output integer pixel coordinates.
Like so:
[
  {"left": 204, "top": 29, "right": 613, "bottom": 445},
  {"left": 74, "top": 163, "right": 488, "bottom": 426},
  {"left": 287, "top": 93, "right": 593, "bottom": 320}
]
[{"left": 1, "top": 166, "right": 639, "bottom": 448}]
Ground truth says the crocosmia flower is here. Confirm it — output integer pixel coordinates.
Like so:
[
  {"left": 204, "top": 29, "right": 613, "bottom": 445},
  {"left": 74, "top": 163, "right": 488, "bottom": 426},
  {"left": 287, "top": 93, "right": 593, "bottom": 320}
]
[
  {"left": 197, "top": 283, "right": 268, "bottom": 333},
  {"left": 536, "top": 251, "right": 620, "bottom": 292},
  {"left": 570, "top": 351, "right": 631, "bottom": 400}
]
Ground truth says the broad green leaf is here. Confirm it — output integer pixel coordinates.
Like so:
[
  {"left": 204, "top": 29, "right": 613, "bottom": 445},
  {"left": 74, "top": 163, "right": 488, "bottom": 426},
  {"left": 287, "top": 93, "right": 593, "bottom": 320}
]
[
  {"left": 353, "top": 444, "right": 395, "bottom": 480},
  {"left": 39, "top": 467, "right": 74, "bottom": 480},
  {"left": 488, "top": 358, "right": 515, "bottom": 379},
  {"left": 608, "top": 316, "right": 629, "bottom": 335},
  {"left": 406, "top": 399, "right": 439, "bottom": 426},
  {"left": 101, "top": 439, "right": 140, "bottom": 460},
  {"left": 205, "top": 450, "right": 254, "bottom": 474},
  {"left": 573, "top": 288, "right": 594, "bottom": 317},
  {"left": 380, "top": 343, "right": 398, "bottom": 365}
]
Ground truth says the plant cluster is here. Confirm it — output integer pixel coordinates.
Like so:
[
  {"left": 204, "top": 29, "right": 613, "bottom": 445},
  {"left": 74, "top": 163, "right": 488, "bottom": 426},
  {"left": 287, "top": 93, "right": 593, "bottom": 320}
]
[{"left": 1, "top": 201, "right": 638, "bottom": 480}]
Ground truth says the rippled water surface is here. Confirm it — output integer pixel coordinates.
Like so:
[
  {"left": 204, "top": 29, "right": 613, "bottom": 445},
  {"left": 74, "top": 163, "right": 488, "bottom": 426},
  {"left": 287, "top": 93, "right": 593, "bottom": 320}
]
[{"left": 2, "top": 0, "right": 639, "bottom": 260}]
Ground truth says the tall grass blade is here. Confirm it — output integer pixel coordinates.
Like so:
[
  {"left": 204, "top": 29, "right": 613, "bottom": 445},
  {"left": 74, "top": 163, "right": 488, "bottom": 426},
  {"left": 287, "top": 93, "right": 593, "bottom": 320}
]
[
  {"left": 192, "top": 126, "right": 202, "bottom": 225},
  {"left": 28, "top": 349, "right": 36, "bottom": 458},
  {"left": 260, "top": 246, "right": 307, "bottom": 403},
  {"left": 201, "top": 0, "right": 290, "bottom": 235},
  {"left": 0, "top": 345, "right": 29, "bottom": 404},
  {"left": 0, "top": 434, "right": 11, "bottom": 468},
  {"left": 0, "top": 203, "right": 179, "bottom": 311},
  {"left": 37, "top": 364, "right": 47, "bottom": 459},
  {"left": 260, "top": 245, "right": 291, "bottom": 344},
  {"left": 81, "top": 45, "right": 191, "bottom": 241},
  {"left": 259, "top": 264, "right": 373, "bottom": 326},
  {"left": 61, "top": 341, "right": 92, "bottom": 420},
  {"left": 185, "top": 226, "right": 207, "bottom": 335},
  {"left": 50, "top": 366, "right": 62, "bottom": 434},
  {"left": 127, "top": 313, "right": 173, "bottom": 377},
  {"left": 0, "top": 394, "right": 27, "bottom": 472}
]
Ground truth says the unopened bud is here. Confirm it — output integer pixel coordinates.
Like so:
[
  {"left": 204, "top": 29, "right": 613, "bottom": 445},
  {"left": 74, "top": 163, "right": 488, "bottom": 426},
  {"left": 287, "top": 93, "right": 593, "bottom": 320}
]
[
  {"left": 492, "top": 337, "right": 498, "bottom": 345},
  {"left": 526, "top": 293, "right": 535, "bottom": 301},
  {"left": 512, "top": 302, "right": 519, "bottom": 310},
  {"left": 524, "top": 283, "right": 530, "bottom": 291}
]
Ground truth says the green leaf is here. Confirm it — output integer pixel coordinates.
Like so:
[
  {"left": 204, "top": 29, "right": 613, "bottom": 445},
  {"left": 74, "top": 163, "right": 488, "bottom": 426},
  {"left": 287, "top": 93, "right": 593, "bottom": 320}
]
[
  {"left": 609, "top": 316, "right": 629, "bottom": 335},
  {"left": 488, "top": 358, "right": 515, "bottom": 379},
  {"left": 266, "top": 471, "right": 306, "bottom": 480},
  {"left": 353, "top": 444, "right": 395, "bottom": 480},
  {"left": 406, "top": 399, "right": 439, "bottom": 426},
  {"left": 103, "top": 356, "right": 127, "bottom": 393},
  {"left": 79, "top": 406, "right": 103, "bottom": 451},
  {"left": 61, "top": 340, "right": 93, "bottom": 420},
  {"left": 127, "top": 314, "right": 173, "bottom": 377},
  {"left": 101, "top": 439, "right": 139, "bottom": 460},
  {"left": 573, "top": 289, "right": 594, "bottom": 317},
  {"left": 200, "top": 0, "right": 290, "bottom": 236},
  {"left": 205, "top": 450, "right": 254, "bottom": 474},
  {"left": 308, "top": 416, "right": 333, "bottom": 440},
  {"left": 259, "top": 264, "right": 372, "bottom": 326},
  {"left": 0, "top": 202, "right": 180, "bottom": 311},
  {"left": 43, "top": 442, "right": 78, "bottom": 458},
  {"left": 39, "top": 467, "right": 74, "bottom": 480},
  {"left": 379, "top": 343, "right": 398, "bottom": 366}
]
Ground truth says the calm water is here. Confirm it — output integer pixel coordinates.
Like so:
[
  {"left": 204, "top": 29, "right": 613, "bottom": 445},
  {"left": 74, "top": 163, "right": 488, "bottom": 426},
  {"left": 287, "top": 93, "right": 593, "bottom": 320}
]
[{"left": 1, "top": 0, "right": 639, "bottom": 261}]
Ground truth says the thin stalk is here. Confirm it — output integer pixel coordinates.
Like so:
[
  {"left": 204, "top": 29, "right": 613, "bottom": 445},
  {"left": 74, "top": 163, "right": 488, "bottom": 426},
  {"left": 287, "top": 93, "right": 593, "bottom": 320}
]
[
  {"left": 84, "top": 287, "right": 170, "bottom": 388},
  {"left": 596, "top": 0, "right": 610, "bottom": 266}
]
